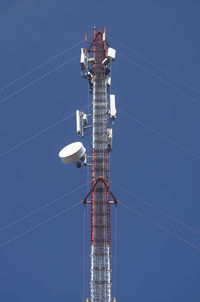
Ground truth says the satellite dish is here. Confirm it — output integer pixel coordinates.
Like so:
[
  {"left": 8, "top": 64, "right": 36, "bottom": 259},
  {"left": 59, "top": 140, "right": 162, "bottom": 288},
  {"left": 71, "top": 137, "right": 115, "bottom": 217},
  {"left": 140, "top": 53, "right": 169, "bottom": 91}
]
[{"left": 58, "top": 142, "right": 86, "bottom": 164}]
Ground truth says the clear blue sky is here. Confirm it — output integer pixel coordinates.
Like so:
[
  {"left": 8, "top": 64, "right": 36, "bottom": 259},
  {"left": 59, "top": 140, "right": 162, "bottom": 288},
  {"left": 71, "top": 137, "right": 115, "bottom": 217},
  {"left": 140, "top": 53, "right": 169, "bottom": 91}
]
[{"left": 0, "top": 1, "right": 200, "bottom": 301}]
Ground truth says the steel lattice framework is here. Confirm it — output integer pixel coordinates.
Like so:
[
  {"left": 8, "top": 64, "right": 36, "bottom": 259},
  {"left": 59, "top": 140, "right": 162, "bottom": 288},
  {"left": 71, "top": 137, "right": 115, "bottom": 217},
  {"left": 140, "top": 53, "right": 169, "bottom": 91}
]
[{"left": 82, "top": 28, "right": 117, "bottom": 302}]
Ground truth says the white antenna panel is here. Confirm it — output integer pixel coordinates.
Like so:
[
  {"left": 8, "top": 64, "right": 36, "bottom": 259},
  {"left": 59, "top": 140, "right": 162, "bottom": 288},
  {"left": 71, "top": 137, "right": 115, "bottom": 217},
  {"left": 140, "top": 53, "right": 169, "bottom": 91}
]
[
  {"left": 88, "top": 57, "right": 95, "bottom": 64},
  {"left": 106, "top": 77, "right": 111, "bottom": 86},
  {"left": 107, "top": 47, "right": 116, "bottom": 61},
  {"left": 107, "top": 128, "right": 113, "bottom": 151},
  {"left": 110, "top": 94, "right": 117, "bottom": 119},
  {"left": 76, "top": 110, "right": 81, "bottom": 134},
  {"left": 83, "top": 113, "right": 88, "bottom": 125},
  {"left": 80, "top": 48, "right": 86, "bottom": 69}
]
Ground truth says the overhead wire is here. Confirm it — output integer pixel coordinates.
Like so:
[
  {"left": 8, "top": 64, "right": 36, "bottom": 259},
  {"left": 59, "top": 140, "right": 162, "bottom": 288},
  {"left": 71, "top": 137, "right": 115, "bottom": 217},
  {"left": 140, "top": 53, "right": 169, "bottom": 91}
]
[
  {"left": 111, "top": 181, "right": 200, "bottom": 236},
  {"left": 83, "top": 203, "right": 86, "bottom": 301},
  {"left": 0, "top": 115, "right": 72, "bottom": 158},
  {"left": 120, "top": 201, "right": 200, "bottom": 252},
  {"left": 0, "top": 201, "right": 82, "bottom": 249},
  {"left": 109, "top": 35, "right": 200, "bottom": 98},
  {"left": 113, "top": 205, "right": 118, "bottom": 299},
  {"left": 0, "top": 55, "right": 79, "bottom": 105},
  {"left": 119, "top": 53, "right": 200, "bottom": 106},
  {"left": 0, "top": 104, "right": 89, "bottom": 159},
  {"left": 85, "top": 82, "right": 91, "bottom": 299},
  {"left": 0, "top": 182, "right": 88, "bottom": 233},
  {"left": 0, "top": 39, "right": 83, "bottom": 93},
  {"left": 84, "top": 77, "right": 89, "bottom": 300},
  {"left": 119, "top": 108, "right": 200, "bottom": 161},
  {"left": 107, "top": 37, "right": 200, "bottom": 251}
]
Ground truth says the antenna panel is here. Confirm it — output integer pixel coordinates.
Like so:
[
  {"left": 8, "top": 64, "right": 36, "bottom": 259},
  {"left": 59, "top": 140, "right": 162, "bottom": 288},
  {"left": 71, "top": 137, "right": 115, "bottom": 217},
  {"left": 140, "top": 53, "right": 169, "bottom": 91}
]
[
  {"left": 107, "top": 128, "right": 113, "bottom": 151},
  {"left": 107, "top": 47, "right": 116, "bottom": 61},
  {"left": 110, "top": 94, "right": 117, "bottom": 119},
  {"left": 106, "top": 77, "right": 111, "bottom": 86},
  {"left": 76, "top": 110, "right": 81, "bottom": 134},
  {"left": 83, "top": 113, "right": 88, "bottom": 125},
  {"left": 80, "top": 48, "right": 86, "bottom": 69}
]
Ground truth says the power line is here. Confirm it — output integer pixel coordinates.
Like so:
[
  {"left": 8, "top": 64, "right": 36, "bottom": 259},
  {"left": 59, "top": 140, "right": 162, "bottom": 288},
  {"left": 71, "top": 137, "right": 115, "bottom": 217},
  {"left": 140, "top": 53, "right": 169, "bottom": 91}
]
[
  {"left": 109, "top": 35, "right": 200, "bottom": 97},
  {"left": 0, "top": 201, "right": 81, "bottom": 249},
  {"left": 0, "top": 183, "right": 88, "bottom": 233},
  {"left": 0, "top": 104, "right": 89, "bottom": 159},
  {"left": 0, "top": 55, "right": 79, "bottom": 105},
  {"left": 0, "top": 39, "right": 83, "bottom": 93},
  {"left": 119, "top": 108, "right": 200, "bottom": 161},
  {"left": 112, "top": 181, "right": 200, "bottom": 235},
  {"left": 120, "top": 201, "right": 200, "bottom": 252},
  {"left": 119, "top": 53, "right": 200, "bottom": 106}
]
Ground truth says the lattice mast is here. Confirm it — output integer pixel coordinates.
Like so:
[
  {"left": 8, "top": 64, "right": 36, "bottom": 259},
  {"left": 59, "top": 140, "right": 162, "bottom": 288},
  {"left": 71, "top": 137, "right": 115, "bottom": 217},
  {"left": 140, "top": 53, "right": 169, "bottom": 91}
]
[
  {"left": 59, "top": 27, "right": 117, "bottom": 302},
  {"left": 81, "top": 28, "right": 117, "bottom": 302}
]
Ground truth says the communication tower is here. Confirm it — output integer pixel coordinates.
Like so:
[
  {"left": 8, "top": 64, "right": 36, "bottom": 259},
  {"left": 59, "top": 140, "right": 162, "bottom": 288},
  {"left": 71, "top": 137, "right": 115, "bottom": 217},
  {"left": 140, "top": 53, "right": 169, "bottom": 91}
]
[{"left": 59, "top": 27, "right": 118, "bottom": 302}]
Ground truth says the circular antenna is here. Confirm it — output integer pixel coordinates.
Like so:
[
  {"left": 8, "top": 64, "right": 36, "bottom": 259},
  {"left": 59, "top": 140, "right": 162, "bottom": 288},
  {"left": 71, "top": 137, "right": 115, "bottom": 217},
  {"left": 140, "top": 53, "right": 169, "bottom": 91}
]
[{"left": 58, "top": 142, "right": 86, "bottom": 164}]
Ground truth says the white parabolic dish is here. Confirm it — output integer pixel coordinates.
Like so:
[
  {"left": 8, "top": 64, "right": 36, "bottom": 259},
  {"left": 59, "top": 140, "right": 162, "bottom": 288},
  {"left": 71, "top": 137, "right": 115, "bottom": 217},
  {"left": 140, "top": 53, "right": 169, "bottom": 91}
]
[{"left": 59, "top": 142, "right": 86, "bottom": 164}]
